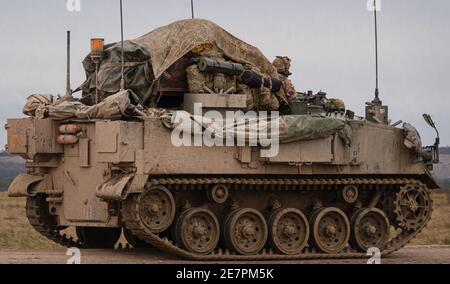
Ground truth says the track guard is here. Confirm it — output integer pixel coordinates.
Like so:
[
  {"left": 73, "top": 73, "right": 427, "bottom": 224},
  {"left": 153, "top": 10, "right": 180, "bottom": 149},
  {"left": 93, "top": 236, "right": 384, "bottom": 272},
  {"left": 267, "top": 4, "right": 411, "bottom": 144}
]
[
  {"left": 8, "top": 174, "right": 45, "bottom": 197},
  {"left": 96, "top": 174, "right": 137, "bottom": 201}
]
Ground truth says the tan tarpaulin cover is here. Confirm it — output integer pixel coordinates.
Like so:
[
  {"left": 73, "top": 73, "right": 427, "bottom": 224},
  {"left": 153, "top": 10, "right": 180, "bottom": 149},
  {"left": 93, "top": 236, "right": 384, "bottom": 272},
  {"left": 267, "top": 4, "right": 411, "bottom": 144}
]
[
  {"left": 403, "top": 123, "right": 422, "bottom": 155},
  {"left": 45, "top": 90, "right": 131, "bottom": 120},
  {"left": 23, "top": 94, "right": 58, "bottom": 118},
  {"left": 132, "top": 19, "right": 278, "bottom": 80}
]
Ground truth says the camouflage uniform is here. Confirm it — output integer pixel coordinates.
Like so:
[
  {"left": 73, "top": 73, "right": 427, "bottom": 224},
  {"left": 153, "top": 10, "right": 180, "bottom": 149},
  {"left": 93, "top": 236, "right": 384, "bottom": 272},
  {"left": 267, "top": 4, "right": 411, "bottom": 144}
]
[{"left": 273, "top": 56, "right": 296, "bottom": 102}]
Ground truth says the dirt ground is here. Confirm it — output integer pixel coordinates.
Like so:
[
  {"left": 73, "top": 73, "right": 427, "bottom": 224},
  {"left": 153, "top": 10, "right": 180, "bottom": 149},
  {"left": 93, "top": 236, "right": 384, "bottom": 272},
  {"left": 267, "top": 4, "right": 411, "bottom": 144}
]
[
  {"left": 0, "top": 245, "right": 449, "bottom": 264},
  {"left": 1, "top": 192, "right": 450, "bottom": 265}
]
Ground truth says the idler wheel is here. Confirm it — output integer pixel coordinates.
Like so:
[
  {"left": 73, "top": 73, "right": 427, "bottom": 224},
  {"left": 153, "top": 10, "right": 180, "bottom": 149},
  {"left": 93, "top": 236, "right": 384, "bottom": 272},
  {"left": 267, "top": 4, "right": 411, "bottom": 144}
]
[
  {"left": 175, "top": 208, "right": 220, "bottom": 255},
  {"left": 350, "top": 208, "right": 390, "bottom": 252},
  {"left": 310, "top": 207, "right": 350, "bottom": 254},
  {"left": 138, "top": 185, "right": 176, "bottom": 233},
  {"left": 268, "top": 208, "right": 309, "bottom": 255},
  {"left": 224, "top": 208, "right": 268, "bottom": 255}
]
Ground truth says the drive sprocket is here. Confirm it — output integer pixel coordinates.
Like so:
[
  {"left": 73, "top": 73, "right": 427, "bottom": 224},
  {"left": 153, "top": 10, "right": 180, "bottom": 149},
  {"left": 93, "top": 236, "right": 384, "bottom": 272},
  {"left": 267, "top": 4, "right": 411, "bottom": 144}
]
[{"left": 393, "top": 184, "right": 432, "bottom": 231}]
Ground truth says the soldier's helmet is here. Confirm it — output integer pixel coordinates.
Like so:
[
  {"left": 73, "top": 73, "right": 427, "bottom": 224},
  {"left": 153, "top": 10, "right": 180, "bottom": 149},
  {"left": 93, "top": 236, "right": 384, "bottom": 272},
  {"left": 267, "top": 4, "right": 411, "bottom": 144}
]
[
  {"left": 273, "top": 56, "right": 292, "bottom": 76},
  {"left": 325, "top": 98, "right": 346, "bottom": 112}
]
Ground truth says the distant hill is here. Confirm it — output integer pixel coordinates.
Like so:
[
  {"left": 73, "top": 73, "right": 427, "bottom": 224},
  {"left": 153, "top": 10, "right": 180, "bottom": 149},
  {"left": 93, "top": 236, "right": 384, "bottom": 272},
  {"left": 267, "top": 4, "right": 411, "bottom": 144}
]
[
  {"left": 440, "top": 147, "right": 450, "bottom": 155},
  {"left": 0, "top": 151, "right": 26, "bottom": 191}
]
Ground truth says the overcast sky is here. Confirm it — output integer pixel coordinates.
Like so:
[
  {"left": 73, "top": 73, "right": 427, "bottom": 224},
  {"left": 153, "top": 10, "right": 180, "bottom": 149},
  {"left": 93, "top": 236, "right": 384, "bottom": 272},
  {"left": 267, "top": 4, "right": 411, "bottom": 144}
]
[{"left": 0, "top": 0, "right": 449, "bottom": 147}]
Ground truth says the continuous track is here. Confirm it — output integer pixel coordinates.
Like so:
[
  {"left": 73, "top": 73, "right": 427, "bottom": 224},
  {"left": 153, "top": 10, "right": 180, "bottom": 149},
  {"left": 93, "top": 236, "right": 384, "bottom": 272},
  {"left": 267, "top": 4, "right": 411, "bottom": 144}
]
[
  {"left": 25, "top": 177, "right": 432, "bottom": 260},
  {"left": 26, "top": 196, "right": 81, "bottom": 248},
  {"left": 119, "top": 177, "right": 432, "bottom": 261}
]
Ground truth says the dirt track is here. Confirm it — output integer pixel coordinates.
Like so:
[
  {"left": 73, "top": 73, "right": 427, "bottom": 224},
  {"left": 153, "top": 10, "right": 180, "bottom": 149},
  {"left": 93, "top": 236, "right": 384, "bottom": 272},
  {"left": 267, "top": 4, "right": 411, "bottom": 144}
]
[{"left": 0, "top": 245, "right": 449, "bottom": 264}]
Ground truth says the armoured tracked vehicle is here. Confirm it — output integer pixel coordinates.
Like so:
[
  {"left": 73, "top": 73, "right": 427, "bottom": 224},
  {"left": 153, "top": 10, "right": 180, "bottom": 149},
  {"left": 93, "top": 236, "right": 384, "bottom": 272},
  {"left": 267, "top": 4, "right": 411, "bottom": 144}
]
[{"left": 5, "top": 19, "right": 441, "bottom": 260}]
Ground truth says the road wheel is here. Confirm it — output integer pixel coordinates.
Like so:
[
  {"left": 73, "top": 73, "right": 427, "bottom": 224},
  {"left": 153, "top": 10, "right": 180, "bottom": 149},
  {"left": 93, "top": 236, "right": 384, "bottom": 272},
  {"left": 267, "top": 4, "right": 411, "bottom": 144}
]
[
  {"left": 175, "top": 208, "right": 220, "bottom": 255},
  {"left": 224, "top": 208, "right": 268, "bottom": 255},
  {"left": 268, "top": 208, "right": 309, "bottom": 255},
  {"left": 350, "top": 208, "right": 390, "bottom": 252},
  {"left": 138, "top": 185, "right": 176, "bottom": 233},
  {"left": 310, "top": 207, "right": 350, "bottom": 254}
]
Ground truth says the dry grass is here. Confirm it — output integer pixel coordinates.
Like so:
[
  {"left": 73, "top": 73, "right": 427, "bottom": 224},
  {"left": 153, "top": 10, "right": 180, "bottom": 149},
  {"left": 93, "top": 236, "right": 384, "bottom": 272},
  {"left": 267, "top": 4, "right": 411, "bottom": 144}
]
[
  {"left": 0, "top": 191, "right": 449, "bottom": 249},
  {"left": 0, "top": 193, "right": 61, "bottom": 249},
  {"left": 411, "top": 192, "right": 450, "bottom": 245},
  {"left": 0, "top": 192, "right": 129, "bottom": 249}
]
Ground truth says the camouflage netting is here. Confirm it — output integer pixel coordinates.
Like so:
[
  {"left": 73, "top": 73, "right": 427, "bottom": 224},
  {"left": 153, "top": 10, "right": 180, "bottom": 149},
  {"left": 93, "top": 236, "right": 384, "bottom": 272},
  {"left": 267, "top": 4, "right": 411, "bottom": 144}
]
[
  {"left": 163, "top": 111, "right": 352, "bottom": 145},
  {"left": 132, "top": 19, "right": 277, "bottom": 79},
  {"left": 79, "top": 19, "right": 278, "bottom": 103}
]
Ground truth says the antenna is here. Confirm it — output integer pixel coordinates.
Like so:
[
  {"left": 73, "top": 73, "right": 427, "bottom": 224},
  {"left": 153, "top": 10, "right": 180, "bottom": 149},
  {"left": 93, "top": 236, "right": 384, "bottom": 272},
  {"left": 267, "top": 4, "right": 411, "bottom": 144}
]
[
  {"left": 191, "top": 0, "right": 195, "bottom": 19},
  {"left": 120, "top": 0, "right": 125, "bottom": 91},
  {"left": 372, "top": 0, "right": 381, "bottom": 104},
  {"left": 63, "top": 30, "right": 73, "bottom": 101},
  {"left": 365, "top": 0, "right": 388, "bottom": 124}
]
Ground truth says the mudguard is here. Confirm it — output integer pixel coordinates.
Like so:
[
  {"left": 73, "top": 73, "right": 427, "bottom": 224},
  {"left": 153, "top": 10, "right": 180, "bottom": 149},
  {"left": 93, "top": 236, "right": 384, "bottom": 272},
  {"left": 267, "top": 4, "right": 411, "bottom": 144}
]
[
  {"left": 8, "top": 174, "right": 44, "bottom": 197},
  {"left": 96, "top": 174, "right": 134, "bottom": 201}
]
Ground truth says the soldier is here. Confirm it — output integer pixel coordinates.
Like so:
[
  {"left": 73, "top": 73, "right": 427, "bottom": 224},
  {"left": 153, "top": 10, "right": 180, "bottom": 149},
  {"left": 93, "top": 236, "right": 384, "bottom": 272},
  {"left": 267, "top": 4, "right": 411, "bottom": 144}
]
[{"left": 273, "top": 56, "right": 297, "bottom": 101}]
